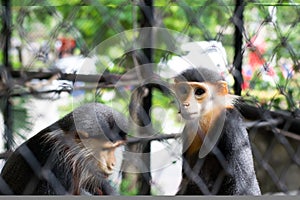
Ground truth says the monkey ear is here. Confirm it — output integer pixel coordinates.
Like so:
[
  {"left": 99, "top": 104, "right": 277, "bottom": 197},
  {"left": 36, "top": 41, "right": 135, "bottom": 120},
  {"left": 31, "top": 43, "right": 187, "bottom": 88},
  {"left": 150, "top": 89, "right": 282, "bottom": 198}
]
[
  {"left": 217, "top": 81, "right": 229, "bottom": 96},
  {"left": 225, "top": 94, "right": 240, "bottom": 109},
  {"left": 174, "top": 78, "right": 181, "bottom": 83},
  {"left": 216, "top": 81, "right": 239, "bottom": 109}
]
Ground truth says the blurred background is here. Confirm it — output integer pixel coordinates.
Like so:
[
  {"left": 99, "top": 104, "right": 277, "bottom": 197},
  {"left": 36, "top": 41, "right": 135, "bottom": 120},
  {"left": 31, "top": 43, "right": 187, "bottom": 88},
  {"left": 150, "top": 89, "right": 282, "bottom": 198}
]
[{"left": 0, "top": 0, "right": 300, "bottom": 195}]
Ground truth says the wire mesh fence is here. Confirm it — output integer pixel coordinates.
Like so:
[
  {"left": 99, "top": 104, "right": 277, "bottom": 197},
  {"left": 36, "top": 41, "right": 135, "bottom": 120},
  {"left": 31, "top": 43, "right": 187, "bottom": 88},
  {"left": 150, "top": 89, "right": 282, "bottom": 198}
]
[{"left": 0, "top": 0, "right": 299, "bottom": 195}]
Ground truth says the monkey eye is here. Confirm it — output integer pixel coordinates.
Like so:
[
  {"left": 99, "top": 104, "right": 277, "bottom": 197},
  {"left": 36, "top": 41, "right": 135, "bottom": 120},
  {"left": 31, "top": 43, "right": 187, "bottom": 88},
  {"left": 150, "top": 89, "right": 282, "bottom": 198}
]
[
  {"left": 194, "top": 87, "right": 206, "bottom": 97},
  {"left": 101, "top": 147, "right": 109, "bottom": 151},
  {"left": 100, "top": 146, "right": 114, "bottom": 152}
]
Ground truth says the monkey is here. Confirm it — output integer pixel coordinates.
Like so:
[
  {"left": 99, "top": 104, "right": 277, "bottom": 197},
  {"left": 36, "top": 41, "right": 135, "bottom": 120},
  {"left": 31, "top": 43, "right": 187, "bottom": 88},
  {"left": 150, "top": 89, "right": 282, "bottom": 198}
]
[
  {"left": 0, "top": 103, "right": 128, "bottom": 195},
  {"left": 174, "top": 67, "right": 261, "bottom": 195}
]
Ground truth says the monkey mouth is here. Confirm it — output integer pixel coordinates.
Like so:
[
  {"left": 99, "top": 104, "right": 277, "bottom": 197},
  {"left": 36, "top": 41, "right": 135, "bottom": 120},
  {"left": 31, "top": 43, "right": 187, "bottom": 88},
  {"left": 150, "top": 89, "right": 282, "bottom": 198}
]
[
  {"left": 98, "top": 164, "right": 114, "bottom": 176},
  {"left": 181, "top": 112, "right": 200, "bottom": 120},
  {"left": 101, "top": 168, "right": 114, "bottom": 176}
]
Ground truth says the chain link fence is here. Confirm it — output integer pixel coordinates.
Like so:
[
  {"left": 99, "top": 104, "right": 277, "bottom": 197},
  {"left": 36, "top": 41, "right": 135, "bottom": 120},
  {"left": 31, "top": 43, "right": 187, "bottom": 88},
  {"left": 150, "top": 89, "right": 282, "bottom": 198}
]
[{"left": 0, "top": 0, "right": 299, "bottom": 195}]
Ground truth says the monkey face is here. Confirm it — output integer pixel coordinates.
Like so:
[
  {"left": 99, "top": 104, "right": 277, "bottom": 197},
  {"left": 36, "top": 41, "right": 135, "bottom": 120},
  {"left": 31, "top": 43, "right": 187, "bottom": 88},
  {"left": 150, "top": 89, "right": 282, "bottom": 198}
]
[
  {"left": 81, "top": 138, "right": 125, "bottom": 176},
  {"left": 174, "top": 81, "right": 235, "bottom": 120},
  {"left": 174, "top": 82, "right": 209, "bottom": 120},
  {"left": 96, "top": 140, "right": 125, "bottom": 176},
  {"left": 97, "top": 147, "right": 117, "bottom": 175}
]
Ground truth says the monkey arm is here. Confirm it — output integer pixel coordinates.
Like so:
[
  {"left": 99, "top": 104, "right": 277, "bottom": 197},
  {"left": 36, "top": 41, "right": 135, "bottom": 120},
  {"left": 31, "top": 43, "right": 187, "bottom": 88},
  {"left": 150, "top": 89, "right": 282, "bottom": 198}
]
[{"left": 217, "top": 109, "right": 261, "bottom": 195}]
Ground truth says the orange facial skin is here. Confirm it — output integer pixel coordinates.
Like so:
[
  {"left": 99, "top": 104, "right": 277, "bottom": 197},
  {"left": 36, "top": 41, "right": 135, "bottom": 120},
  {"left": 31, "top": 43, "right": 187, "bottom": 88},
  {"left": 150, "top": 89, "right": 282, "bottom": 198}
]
[{"left": 174, "top": 81, "right": 238, "bottom": 154}]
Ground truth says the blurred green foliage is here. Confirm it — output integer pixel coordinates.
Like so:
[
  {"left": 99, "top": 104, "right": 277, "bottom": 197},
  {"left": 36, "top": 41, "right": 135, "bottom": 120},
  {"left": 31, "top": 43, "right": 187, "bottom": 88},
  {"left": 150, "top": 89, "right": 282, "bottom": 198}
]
[
  {"left": 12, "top": 97, "right": 33, "bottom": 141},
  {"left": 120, "top": 175, "right": 138, "bottom": 195}
]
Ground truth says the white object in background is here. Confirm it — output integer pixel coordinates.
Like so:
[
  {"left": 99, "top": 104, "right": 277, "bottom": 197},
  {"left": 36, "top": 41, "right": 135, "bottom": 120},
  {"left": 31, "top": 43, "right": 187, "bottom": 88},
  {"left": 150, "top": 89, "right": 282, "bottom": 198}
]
[
  {"left": 180, "top": 41, "right": 234, "bottom": 87},
  {"left": 54, "top": 55, "right": 97, "bottom": 74},
  {"left": 162, "top": 41, "right": 234, "bottom": 87}
]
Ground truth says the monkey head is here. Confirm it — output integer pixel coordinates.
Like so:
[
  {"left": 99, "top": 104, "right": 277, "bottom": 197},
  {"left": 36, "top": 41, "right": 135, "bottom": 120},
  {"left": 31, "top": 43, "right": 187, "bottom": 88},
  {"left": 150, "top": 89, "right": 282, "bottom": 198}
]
[
  {"left": 60, "top": 103, "right": 128, "bottom": 177},
  {"left": 174, "top": 81, "right": 234, "bottom": 117},
  {"left": 173, "top": 68, "right": 238, "bottom": 133}
]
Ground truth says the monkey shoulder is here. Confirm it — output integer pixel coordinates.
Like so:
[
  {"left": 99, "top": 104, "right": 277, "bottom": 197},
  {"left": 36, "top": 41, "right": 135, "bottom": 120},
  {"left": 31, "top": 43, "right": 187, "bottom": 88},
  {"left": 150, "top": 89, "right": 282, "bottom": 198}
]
[{"left": 224, "top": 108, "right": 247, "bottom": 133}]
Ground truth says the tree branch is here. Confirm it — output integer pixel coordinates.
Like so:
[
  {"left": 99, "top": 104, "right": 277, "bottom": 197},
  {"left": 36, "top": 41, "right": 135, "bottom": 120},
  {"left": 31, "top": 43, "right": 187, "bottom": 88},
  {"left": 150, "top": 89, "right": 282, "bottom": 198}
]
[{"left": 237, "top": 101, "right": 300, "bottom": 136}]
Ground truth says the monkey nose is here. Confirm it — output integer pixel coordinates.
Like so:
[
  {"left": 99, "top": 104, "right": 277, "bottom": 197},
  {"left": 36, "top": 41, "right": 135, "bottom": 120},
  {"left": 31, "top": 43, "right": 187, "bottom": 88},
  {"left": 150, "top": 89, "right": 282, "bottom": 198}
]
[{"left": 183, "top": 102, "right": 190, "bottom": 108}]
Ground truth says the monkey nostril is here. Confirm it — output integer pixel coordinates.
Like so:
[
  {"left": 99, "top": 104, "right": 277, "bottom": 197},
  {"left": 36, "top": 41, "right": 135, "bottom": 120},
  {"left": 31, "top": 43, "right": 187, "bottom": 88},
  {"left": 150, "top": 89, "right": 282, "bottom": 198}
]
[{"left": 109, "top": 162, "right": 115, "bottom": 169}]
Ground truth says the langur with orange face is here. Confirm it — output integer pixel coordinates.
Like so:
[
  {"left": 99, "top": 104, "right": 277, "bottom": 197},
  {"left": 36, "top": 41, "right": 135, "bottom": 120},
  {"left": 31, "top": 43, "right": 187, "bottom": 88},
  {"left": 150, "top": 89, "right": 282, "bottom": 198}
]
[
  {"left": 0, "top": 103, "right": 127, "bottom": 195},
  {"left": 174, "top": 67, "right": 261, "bottom": 195}
]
